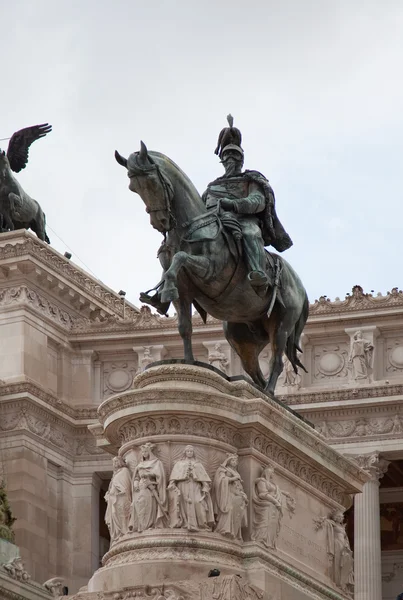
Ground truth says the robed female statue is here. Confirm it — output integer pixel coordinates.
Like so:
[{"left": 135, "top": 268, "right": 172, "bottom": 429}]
[
  {"left": 213, "top": 454, "right": 248, "bottom": 540},
  {"left": 251, "top": 466, "right": 294, "bottom": 549},
  {"left": 130, "top": 443, "right": 168, "bottom": 531},
  {"left": 105, "top": 456, "right": 132, "bottom": 543}
]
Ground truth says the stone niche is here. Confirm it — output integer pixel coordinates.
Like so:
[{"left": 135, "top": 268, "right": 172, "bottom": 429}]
[{"left": 71, "top": 364, "right": 367, "bottom": 600}]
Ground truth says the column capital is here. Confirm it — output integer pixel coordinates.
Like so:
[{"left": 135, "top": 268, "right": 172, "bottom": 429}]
[{"left": 348, "top": 451, "right": 389, "bottom": 483}]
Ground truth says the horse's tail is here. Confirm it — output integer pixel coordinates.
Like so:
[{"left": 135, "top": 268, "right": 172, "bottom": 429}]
[{"left": 286, "top": 292, "right": 309, "bottom": 374}]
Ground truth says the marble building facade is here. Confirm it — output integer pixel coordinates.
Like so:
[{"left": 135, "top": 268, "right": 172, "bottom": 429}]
[{"left": 0, "top": 231, "right": 402, "bottom": 599}]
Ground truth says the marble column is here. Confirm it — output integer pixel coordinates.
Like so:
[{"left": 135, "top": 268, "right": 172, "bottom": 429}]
[{"left": 353, "top": 452, "right": 389, "bottom": 600}]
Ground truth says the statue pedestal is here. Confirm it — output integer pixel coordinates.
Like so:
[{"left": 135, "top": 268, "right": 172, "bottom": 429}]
[{"left": 76, "top": 363, "right": 367, "bottom": 600}]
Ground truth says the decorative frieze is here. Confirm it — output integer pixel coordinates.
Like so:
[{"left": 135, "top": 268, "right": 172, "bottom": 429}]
[
  {"left": 314, "top": 414, "right": 403, "bottom": 442},
  {"left": 0, "top": 400, "right": 107, "bottom": 459},
  {"left": 0, "top": 233, "right": 139, "bottom": 320},
  {"left": 0, "top": 285, "right": 84, "bottom": 330}
]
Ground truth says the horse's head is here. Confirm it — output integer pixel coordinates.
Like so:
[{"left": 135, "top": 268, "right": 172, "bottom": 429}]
[{"left": 115, "top": 142, "right": 174, "bottom": 233}]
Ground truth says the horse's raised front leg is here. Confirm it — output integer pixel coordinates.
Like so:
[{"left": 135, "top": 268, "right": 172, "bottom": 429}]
[{"left": 160, "top": 251, "right": 209, "bottom": 304}]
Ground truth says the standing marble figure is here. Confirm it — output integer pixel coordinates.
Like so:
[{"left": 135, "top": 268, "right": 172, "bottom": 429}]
[
  {"left": 314, "top": 511, "right": 354, "bottom": 595},
  {"left": 213, "top": 454, "right": 248, "bottom": 540},
  {"left": 168, "top": 445, "right": 214, "bottom": 531},
  {"left": 251, "top": 466, "right": 295, "bottom": 548},
  {"left": 348, "top": 330, "right": 373, "bottom": 380},
  {"left": 130, "top": 443, "right": 168, "bottom": 530},
  {"left": 105, "top": 456, "right": 132, "bottom": 543}
]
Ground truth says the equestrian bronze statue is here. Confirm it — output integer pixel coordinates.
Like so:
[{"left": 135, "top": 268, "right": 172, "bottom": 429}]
[
  {"left": 115, "top": 116, "right": 308, "bottom": 394},
  {"left": 0, "top": 123, "right": 52, "bottom": 242}
]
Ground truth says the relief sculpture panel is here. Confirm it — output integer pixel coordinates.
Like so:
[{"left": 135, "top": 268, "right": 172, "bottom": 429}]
[
  {"left": 386, "top": 337, "right": 403, "bottom": 376},
  {"left": 103, "top": 359, "right": 137, "bottom": 398},
  {"left": 251, "top": 465, "right": 295, "bottom": 549}
]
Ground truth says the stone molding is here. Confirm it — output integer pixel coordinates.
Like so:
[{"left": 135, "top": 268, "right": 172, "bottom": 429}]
[
  {"left": 102, "top": 531, "right": 243, "bottom": 568},
  {"left": 281, "top": 382, "right": 403, "bottom": 406},
  {"left": 0, "top": 232, "right": 138, "bottom": 320},
  {"left": 0, "top": 398, "right": 107, "bottom": 459},
  {"left": 0, "top": 380, "right": 97, "bottom": 420},
  {"left": 80, "top": 542, "right": 351, "bottom": 600},
  {"left": 309, "top": 285, "right": 403, "bottom": 316},
  {"left": 71, "top": 285, "right": 403, "bottom": 337},
  {"left": 0, "top": 285, "right": 84, "bottom": 331}
]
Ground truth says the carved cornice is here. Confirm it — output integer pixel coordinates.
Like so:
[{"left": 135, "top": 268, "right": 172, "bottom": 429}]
[
  {"left": 309, "top": 285, "right": 403, "bottom": 316},
  {"left": 0, "top": 232, "right": 138, "bottom": 319},
  {"left": 0, "top": 398, "right": 106, "bottom": 459},
  {"left": 0, "top": 572, "right": 51, "bottom": 600},
  {"left": 282, "top": 382, "right": 403, "bottom": 406},
  {"left": 0, "top": 285, "right": 85, "bottom": 331},
  {"left": 0, "top": 380, "right": 97, "bottom": 420},
  {"left": 71, "top": 284, "right": 403, "bottom": 338}
]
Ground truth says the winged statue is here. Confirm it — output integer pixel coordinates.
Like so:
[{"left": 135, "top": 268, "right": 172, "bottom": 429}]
[{"left": 0, "top": 123, "right": 52, "bottom": 242}]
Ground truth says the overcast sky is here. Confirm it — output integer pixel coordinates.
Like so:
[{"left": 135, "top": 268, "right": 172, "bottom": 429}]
[{"left": 2, "top": 0, "right": 403, "bottom": 309}]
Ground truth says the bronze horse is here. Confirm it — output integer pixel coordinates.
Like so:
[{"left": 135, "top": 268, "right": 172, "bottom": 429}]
[{"left": 116, "top": 143, "right": 308, "bottom": 395}]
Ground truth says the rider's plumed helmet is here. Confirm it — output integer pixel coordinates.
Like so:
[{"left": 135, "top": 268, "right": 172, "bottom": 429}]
[{"left": 214, "top": 114, "right": 244, "bottom": 159}]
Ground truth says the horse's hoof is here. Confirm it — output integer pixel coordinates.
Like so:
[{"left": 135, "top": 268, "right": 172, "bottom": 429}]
[{"left": 161, "top": 287, "right": 179, "bottom": 303}]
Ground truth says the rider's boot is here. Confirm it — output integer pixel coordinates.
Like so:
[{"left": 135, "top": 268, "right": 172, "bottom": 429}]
[
  {"left": 242, "top": 233, "right": 270, "bottom": 297},
  {"left": 247, "top": 270, "right": 269, "bottom": 297},
  {"left": 139, "top": 290, "right": 170, "bottom": 316}
]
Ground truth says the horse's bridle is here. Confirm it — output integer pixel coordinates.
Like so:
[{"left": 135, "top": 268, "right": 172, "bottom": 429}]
[{"left": 128, "top": 155, "right": 175, "bottom": 224}]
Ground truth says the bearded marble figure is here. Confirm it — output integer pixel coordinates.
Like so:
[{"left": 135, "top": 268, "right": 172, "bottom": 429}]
[
  {"left": 251, "top": 466, "right": 294, "bottom": 549},
  {"left": 105, "top": 456, "right": 132, "bottom": 543},
  {"left": 213, "top": 454, "right": 248, "bottom": 540},
  {"left": 348, "top": 330, "right": 373, "bottom": 381},
  {"left": 130, "top": 443, "right": 168, "bottom": 531},
  {"left": 168, "top": 445, "right": 214, "bottom": 531},
  {"left": 314, "top": 511, "right": 354, "bottom": 595}
]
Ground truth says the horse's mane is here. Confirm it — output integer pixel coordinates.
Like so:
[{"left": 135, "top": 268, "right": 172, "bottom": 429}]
[{"left": 148, "top": 151, "right": 201, "bottom": 199}]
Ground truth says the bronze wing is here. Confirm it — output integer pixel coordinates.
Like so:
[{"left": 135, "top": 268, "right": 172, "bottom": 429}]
[{"left": 7, "top": 123, "right": 52, "bottom": 173}]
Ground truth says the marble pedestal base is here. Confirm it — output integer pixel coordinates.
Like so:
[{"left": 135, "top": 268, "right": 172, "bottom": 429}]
[{"left": 75, "top": 364, "right": 368, "bottom": 600}]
